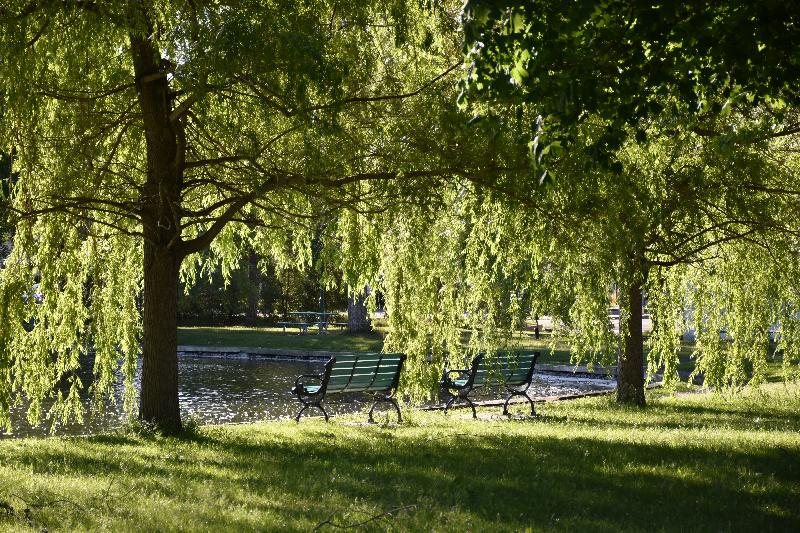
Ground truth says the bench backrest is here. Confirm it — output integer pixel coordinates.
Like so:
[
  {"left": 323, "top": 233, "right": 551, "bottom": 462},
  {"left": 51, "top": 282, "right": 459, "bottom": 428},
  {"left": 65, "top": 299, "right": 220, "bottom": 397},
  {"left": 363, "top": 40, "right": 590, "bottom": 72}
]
[
  {"left": 321, "top": 353, "right": 406, "bottom": 394},
  {"left": 469, "top": 350, "right": 540, "bottom": 387}
]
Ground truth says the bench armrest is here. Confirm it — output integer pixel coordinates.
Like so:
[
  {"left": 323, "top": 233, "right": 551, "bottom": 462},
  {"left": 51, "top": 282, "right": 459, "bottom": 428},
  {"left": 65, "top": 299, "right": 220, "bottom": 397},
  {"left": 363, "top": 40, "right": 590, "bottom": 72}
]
[
  {"left": 293, "top": 373, "right": 323, "bottom": 395},
  {"left": 441, "top": 368, "right": 470, "bottom": 386}
]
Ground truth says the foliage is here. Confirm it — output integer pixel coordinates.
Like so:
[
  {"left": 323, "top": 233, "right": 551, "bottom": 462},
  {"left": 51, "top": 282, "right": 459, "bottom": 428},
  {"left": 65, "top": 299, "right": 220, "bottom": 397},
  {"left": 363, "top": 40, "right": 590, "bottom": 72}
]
[
  {"left": 177, "top": 255, "right": 348, "bottom": 325},
  {"left": 432, "top": 1, "right": 800, "bottom": 404},
  {"left": 3, "top": 0, "right": 798, "bottom": 430},
  {"left": 0, "top": 0, "right": 482, "bottom": 429},
  {"left": 461, "top": 0, "right": 800, "bottom": 167},
  {"left": 361, "top": 104, "right": 800, "bottom": 400},
  {"left": 1, "top": 385, "right": 799, "bottom": 530}
]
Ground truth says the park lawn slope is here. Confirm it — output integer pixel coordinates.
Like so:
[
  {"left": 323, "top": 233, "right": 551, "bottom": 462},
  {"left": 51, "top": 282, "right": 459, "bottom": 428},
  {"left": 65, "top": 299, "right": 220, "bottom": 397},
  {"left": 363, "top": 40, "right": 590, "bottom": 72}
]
[{"left": 1, "top": 384, "right": 799, "bottom": 531}]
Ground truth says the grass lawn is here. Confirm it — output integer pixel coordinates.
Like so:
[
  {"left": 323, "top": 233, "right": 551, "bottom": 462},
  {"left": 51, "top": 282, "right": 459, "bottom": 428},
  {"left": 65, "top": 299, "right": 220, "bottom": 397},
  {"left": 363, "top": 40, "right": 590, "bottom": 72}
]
[
  {"left": 177, "top": 326, "right": 386, "bottom": 353},
  {"left": 1, "top": 384, "right": 799, "bottom": 531}
]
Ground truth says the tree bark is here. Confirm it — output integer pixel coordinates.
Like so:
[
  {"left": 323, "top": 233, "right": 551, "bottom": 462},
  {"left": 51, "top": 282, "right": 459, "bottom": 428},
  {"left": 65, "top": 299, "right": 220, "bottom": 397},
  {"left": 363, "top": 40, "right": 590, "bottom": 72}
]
[
  {"left": 131, "top": 29, "right": 185, "bottom": 433},
  {"left": 140, "top": 245, "right": 182, "bottom": 431},
  {"left": 617, "top": 277, "right": 646, "bottom": 405},
  {"left": 348, "top": 286, "right": 372, "bottom": 333}
]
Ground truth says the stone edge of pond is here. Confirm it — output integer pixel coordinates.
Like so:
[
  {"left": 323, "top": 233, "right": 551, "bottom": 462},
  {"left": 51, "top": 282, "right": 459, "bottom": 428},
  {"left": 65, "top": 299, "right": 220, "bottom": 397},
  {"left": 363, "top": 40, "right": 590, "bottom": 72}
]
[
  {"left": 177, "top": 345, "right": 332, "bottom": 361},
  {"left": 422, "top": 382, "right": 662, "bottom": 412}
]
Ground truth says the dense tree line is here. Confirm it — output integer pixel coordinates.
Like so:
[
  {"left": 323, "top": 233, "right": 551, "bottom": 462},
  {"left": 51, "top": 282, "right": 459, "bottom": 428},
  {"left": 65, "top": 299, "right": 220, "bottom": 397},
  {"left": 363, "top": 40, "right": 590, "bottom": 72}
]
[{"left": 177, "top": 254, "right": 348, "bottom": 325}]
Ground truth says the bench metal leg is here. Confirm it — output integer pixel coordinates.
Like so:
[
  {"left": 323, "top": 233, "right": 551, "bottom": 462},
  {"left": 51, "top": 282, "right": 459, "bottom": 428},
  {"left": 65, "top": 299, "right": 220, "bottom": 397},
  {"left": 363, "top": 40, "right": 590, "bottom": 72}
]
[
  {"left": 464, "top": 396, "right": 477, "bottom": 419},
  {"left": 367, "top": 396, "right": 402, "bottom": 423},
  {"left": 443, "top": 396, "right": 456, "bottom": 415},
  {"left": 443, "top": 394, "right": 477, "bottom": 418},
  {"left": 503, "top": 391, "right": 536, "bottom": 417},
  {"left": 389, "top": 398, "right": 402, "bottom": 422},
  {"left": 295, "top": 401, "right": 329, "bottom": 422}
]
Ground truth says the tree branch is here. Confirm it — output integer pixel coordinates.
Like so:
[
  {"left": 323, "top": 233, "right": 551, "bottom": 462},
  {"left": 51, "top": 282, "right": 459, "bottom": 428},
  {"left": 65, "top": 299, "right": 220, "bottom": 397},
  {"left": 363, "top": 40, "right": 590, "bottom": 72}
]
[
  {"left": 183, "top": 155, "right": 249, "bottom": 170},
  {"left": 169, "top": 94, "right": 198, "bottom": 123},
  {"left": 308, "top": 62, "right": 461, "bottom": 113},
  {"left": 649, "top": 228, "right": 760, "bottom": 267},
  {"left": 175, "top": 173, "right": 303, "bottom": 257},
  {"left": 38, "top": 82, "right": 136, "bottom": 102}
]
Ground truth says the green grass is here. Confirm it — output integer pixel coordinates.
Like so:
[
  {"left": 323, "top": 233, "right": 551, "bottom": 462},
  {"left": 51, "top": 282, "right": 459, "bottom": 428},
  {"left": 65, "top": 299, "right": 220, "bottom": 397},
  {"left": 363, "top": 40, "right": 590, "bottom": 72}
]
[
  {"left": 177, "top": 326, "right": 385, "bottom": 352},
  {"left": 177, "top": 326, "right": 576, "bottom": 363},
  {"left": 1, "top": 384, "right": 799, "bottom": 531}
]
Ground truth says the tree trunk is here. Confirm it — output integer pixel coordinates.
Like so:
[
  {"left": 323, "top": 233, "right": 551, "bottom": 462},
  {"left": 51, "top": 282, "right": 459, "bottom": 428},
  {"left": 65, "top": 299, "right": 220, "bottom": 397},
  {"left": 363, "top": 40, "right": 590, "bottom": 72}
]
[
  {"left": 140, "top": 245, "right": 182, "bottom": 432},
  {"left": 246, "top": 251, "right": 261, "bottom": 325},
  {"left": 617, "top": 278, "right": 646, "bottom": 405},
  {"left": 131, "top": 30, "right": 185, "bottom": 433},
  {"left": 348, "top": 287, "right": 372, "bottom": 333}
]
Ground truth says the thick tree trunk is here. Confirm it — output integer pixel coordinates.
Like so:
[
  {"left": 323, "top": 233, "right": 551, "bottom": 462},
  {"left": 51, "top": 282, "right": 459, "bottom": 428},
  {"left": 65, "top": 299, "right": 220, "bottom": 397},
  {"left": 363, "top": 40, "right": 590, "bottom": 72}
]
[
  {"left": 348, "top": 287, "right": 372, "bottom": 333},
  {"left": 140, "top": 245, "right": 182, "bottom": 431},
  {"left": 617, "top": 278, "right": 646, "bottom": 405},
  {"left": 131, "top": 31, "right": 185, "bottom": 433}
]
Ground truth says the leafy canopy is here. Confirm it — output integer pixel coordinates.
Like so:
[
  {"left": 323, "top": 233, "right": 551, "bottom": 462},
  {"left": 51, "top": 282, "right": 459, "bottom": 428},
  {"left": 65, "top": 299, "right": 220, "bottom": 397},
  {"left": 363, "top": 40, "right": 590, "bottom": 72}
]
[
  {"left": 0, "top": 0, "right": 487, "bottom": 429},
  {"left": 461, "top": 1, "right": 800, "bottom": 166}
]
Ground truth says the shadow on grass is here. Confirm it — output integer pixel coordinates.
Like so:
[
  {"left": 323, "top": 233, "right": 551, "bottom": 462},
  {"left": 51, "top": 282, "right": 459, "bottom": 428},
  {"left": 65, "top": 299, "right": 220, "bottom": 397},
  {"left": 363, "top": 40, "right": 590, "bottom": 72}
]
[{"left": 3, "top": 408, "right": 799, "bottom": 531}]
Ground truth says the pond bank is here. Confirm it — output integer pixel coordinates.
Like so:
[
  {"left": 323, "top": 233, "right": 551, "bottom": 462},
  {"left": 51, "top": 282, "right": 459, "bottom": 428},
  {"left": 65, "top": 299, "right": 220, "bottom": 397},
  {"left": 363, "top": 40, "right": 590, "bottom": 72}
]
[{"left": 177, "top": 344, "right": 618, "bottom": 377}]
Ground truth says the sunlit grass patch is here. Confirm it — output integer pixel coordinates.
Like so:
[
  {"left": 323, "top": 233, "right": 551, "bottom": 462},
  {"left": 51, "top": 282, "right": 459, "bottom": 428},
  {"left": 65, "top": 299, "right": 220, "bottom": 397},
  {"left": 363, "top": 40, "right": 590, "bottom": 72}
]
[{"left": 1, "top": 384, "right": 799, "bottom": 531}]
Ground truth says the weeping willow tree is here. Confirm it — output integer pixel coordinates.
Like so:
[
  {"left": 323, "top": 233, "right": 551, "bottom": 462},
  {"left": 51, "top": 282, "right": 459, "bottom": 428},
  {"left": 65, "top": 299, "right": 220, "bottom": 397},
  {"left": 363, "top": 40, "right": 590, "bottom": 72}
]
[
  {"left": 349, "top": 106, "right": 800, "bottom": 405},
  {"left": 429, "top": 1, "right": 800, "bottom": 405},
  {"left": 0, "top": 0, "right": 516, "bottom": 433},
  {"left": 3, "top": 2, "right": 797, "bottom": 435}
]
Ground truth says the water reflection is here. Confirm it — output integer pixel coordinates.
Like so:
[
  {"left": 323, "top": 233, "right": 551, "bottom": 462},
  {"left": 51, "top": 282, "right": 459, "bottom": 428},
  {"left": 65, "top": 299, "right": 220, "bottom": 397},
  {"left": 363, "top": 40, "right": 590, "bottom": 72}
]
[{"left": 2, "top": 356, "right": 615, "bottom": 438}]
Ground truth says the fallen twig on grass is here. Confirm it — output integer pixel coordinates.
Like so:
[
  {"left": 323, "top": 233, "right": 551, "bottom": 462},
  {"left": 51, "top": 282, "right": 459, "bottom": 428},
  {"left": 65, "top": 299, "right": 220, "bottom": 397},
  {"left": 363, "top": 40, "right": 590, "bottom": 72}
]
[
  {"left": 9, "top": 492, "right": 88, "bottom": 513},
  {"left": 313, "top": 504, "right": 417, "bottom": 531}
]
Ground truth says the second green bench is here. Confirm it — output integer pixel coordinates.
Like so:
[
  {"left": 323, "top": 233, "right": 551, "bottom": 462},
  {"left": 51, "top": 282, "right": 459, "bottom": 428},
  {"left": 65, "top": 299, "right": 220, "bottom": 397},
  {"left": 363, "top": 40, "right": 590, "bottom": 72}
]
[
  {"left": 292, "top": 352, "right": 406, "bottom": 422},
  {"left": 441, "top": 350, "right": 541, "bottom": 418}
]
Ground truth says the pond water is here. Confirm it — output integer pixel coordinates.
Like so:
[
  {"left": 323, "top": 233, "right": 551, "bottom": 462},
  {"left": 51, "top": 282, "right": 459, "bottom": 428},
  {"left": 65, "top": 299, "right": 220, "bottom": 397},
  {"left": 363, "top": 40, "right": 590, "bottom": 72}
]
[{"left": 1, "top": 356, "right": 615, "bottom": 438}]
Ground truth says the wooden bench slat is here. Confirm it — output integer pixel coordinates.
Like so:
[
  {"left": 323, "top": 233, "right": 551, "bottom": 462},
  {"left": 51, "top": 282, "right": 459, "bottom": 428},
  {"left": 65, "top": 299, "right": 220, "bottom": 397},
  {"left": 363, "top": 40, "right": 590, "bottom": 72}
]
[
  {"left": 329, "top": 364, "right": 402, "bottom": 376},
  {"left": 329, "top": 367, "right": 401, "bottom": 378},
  {"left": 293, "top": 352, "right": 407, "bottom": 422}
]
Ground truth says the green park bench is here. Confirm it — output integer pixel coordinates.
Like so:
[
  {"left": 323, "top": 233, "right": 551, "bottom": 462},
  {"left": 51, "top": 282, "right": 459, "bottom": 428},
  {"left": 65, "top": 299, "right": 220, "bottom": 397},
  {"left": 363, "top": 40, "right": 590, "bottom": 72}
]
[
  {"left": 291, "top": 352, "right": 406, "bottom": 422},
  {"left": 277, "top": 321, "right": 309, "bottom": 334},
  {"left": 441, "top": 350, "right": 541, "bottom": 418}
]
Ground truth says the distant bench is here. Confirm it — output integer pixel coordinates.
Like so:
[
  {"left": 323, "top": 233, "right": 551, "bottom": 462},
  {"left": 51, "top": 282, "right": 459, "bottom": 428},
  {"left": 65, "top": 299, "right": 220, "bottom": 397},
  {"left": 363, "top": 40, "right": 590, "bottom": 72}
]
[
  {"left": 277, "top": 321, "right": 309, "bottom": 334},
  {"left": 291, "top": 352, "right": 406, "bottom": 422},
  {"left": 441, "top": 350, "right": 541, "bottom": 418}
]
